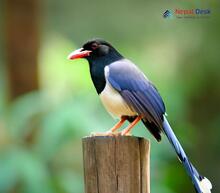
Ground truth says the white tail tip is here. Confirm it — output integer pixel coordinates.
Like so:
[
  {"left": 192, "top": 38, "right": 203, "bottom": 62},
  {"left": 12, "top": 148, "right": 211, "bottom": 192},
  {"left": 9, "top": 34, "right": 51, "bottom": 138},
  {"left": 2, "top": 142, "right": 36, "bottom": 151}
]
[{"left": 199, "top": 177, "right": 212, "bottom": 193}]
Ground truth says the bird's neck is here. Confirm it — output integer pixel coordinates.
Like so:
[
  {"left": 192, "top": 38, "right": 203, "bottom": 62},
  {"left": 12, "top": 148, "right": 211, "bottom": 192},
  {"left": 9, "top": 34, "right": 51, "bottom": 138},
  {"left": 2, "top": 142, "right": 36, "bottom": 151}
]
[{"left": 88, "top": 51, "right": 123, "bottom": 94}]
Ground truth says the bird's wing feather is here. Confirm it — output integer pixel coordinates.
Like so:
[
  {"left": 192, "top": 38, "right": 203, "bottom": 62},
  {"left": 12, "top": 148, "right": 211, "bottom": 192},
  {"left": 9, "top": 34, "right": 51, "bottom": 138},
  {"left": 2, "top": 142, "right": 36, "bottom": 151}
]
[{"left": 107, "top": 59, "right": 165, "bottom": 128}]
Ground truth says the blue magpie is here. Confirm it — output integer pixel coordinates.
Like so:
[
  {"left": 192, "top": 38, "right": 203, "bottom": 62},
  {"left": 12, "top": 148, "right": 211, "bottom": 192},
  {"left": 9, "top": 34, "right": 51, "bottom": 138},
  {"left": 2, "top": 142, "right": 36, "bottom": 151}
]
[{"left": 68, "top": 39, "right": 212, "bottom": 193}]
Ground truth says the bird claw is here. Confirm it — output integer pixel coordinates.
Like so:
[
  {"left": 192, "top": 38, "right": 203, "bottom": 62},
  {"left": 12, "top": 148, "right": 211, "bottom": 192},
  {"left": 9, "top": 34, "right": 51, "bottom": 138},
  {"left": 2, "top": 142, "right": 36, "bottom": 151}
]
[
  {"left": 120, "top": 131, "right": 132, "bottom": 136},
  {"left": 90, "top": 131, "right": 120, "bottom": 137},
  {"left": 90, "top": 131, "right": 132, "bottom": 137}
]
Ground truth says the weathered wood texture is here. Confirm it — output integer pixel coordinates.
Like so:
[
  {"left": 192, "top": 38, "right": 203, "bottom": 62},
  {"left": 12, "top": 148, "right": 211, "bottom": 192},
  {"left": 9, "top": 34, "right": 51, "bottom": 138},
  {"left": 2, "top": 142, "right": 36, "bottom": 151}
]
[{"left": 82, "top": 136, "right": 150, "bottom": 193}]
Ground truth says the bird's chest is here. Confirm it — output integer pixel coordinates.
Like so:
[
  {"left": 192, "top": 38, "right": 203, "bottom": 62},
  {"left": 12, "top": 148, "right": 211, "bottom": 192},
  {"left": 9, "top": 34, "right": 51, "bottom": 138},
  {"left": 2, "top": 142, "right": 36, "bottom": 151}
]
[{"left": 99, "top": 82, "right": 136, "bottom": 118}]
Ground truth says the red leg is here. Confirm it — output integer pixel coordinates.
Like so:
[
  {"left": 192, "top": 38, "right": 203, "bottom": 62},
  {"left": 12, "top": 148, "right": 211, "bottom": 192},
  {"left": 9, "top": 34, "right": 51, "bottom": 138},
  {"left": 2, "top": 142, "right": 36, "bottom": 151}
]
[
  {"left": 121, "top": 116, "right": 142, "bottom": 136},
  {"left": 109, "top": 117, "right": 126, "bottom": 132},
  {"left": 91, "top": 117, "right": 127, "bottom": 136}
]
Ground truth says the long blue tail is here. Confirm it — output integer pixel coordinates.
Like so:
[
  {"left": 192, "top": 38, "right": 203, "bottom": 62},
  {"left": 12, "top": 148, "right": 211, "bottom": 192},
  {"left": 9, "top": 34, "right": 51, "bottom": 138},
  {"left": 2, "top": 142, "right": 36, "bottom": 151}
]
[{"left": 162, "top": 116, "right": 212, "bottom": 193}]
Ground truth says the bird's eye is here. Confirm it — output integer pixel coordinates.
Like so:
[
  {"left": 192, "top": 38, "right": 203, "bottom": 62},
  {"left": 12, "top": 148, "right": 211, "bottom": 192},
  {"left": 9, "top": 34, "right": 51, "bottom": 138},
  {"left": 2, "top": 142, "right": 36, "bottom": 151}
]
[{"left": 91, "top": 43, "right": 99, "bottom": 50}]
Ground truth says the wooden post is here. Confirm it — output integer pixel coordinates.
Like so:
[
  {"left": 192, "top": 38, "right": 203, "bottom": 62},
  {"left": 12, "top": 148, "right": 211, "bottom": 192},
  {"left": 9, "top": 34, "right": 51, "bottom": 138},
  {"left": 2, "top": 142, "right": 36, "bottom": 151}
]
[
  {"left": 82, "top": 136, "right": 150, "bottom": 193},
  {"left": 6, "top": 0, "right": 40, "bottom": 99}
]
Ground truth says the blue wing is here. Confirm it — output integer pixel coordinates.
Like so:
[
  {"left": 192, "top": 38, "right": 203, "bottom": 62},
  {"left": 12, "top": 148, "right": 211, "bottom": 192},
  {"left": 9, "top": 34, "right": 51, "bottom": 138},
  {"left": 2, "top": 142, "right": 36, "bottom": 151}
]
[{"left": 107, "top": 59, "right": 166, "bottom": 140}]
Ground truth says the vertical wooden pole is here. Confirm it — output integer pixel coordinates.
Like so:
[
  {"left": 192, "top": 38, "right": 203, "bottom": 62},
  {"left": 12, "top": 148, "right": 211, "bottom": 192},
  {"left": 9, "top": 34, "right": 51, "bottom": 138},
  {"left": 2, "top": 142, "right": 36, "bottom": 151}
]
[
  {"left": 5, "top": 0, "right": 40, "bottom": 145},
  {"left": 82, "top": 136, "right": 150, "bottom": 193},
  {"left": 5, "top": 0, "right": 40, "bottom": 99}
]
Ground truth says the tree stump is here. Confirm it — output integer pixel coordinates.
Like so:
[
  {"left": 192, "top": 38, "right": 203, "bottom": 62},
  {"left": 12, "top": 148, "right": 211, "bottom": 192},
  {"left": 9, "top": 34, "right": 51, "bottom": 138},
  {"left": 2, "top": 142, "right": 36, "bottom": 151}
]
[{"left": 82, "top": 136, "right": 150, "bottom": 193}]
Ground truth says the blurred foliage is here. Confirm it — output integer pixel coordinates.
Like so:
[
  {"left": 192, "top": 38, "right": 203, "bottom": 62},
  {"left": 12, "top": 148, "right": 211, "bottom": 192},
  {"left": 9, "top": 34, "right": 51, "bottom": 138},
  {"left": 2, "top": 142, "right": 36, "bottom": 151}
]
[{"left": 1, "top": 0, "right": 220, "bottom": 193}]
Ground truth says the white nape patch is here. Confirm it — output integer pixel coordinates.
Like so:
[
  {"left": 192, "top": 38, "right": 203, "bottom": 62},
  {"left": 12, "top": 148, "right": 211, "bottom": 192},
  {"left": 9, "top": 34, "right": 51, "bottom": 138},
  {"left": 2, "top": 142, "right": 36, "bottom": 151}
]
[
  {"left": 198, "top": 177, "right": 212, "bottom": 193},
  {"left": 99, "top": 66, "right": 137, "bottom": 119}
]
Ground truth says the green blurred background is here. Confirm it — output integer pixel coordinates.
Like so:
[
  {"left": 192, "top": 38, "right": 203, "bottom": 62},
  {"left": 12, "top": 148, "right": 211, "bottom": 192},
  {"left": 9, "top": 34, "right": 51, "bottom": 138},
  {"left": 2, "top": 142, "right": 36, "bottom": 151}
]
[{"left": 0, "top": 0, "right": 220, "bottom": 193}]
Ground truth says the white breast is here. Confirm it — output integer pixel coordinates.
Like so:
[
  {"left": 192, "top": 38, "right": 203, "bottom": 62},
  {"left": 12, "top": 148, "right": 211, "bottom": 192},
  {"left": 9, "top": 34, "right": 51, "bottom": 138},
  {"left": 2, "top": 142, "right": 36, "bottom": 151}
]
[{"left": 99, "top": 66, "right": 137, "bottom": 119}]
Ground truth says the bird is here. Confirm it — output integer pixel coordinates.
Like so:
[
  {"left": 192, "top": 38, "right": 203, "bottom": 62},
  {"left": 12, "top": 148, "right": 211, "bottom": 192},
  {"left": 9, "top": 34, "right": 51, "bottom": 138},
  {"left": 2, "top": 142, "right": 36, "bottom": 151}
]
[{"left": 68, "top": 38, "right": 212, "bottom": 193}]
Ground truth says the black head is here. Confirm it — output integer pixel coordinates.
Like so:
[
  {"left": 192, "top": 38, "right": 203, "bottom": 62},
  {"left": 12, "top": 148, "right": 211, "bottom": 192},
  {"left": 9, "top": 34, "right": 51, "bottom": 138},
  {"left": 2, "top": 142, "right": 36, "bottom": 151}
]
[
  {"left": 68, "top": 38, "right": 123, "bottom": 64},
  {"left": 68, "top": 39, "right": 124, "bottom": 94}
]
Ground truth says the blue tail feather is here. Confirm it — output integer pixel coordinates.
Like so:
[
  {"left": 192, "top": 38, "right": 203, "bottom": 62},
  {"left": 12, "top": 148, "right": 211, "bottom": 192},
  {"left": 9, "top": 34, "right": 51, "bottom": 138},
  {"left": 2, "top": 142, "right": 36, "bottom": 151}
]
[{"left": 162, "top": 116, "right": 212, "bottom": 193}]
